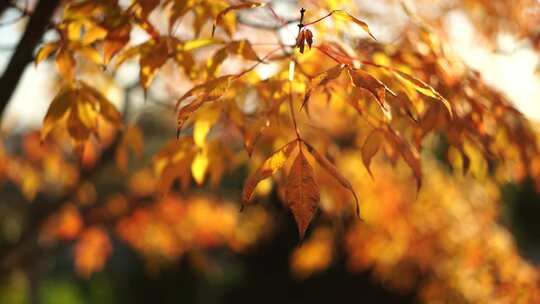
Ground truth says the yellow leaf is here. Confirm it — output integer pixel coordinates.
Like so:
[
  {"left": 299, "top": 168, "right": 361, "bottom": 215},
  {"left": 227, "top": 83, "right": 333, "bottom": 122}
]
[
  {"left": 79, "top": 46, "right": 103, "bottom": 66},
  {"left": 284, "top": 150, "right": 320, "bottom": 240},
  {"left": 41, "top": 88, "right": 73, "bottom": 141},
  {"left": 393, "top": 70, "right": 453, "bottom": 117},
  {"left": 139, "top": 39, "right": 169, "bottom": 89},
  {"left": 330, "top": 10, "right": 376, "bottom": 40},
  {"left": 242, "top": 140, "right": 297, "bottom": 205},
  {"left": 361, "top": 129, "right": 384, "bottom": 177},
  {"left": 35, "top": 42, "right": 59, "bottom": 66},
  {"left": 303, "top": 142, "right": 360, "bottom": 216},
  {"left": 212, "top": 2, "right": 265, "bottom": 37}
]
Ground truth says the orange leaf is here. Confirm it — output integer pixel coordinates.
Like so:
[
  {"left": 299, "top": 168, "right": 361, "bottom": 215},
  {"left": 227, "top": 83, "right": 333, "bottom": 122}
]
[
  {"left": 393, "top": 70, "right": 452, "bottom": 116},
  {"left": 385, "top": 129, "right": 422, "bottom": 190},
  {"left": 329, "top": 10, "right": 376, "bottom": 40},
  {"left": 302, "top": 64, "right": 345, "bottom": 111},
  {"left": 348, "top": 68, "right": 395, "bottom": 111},
  {"left": 212, "top": 2, "right": 264, "bottom": 37},
  {"left": 41, "top": 88, "right": 73, "bottom": 141},
  {"left": 361, "top": 129, "right": 384, "bottom": 177},
  {"left": 303, "top": 142, "right": 360, "bottom": 216},
  {"left": 284, "top": 150, "right": 320, "bottom": 240},
  {"left": 242, "top": 140, "right": 297, "bottom": 205},
  {"left": 35, "top": 42, "right": 59, "bottom": 66}
]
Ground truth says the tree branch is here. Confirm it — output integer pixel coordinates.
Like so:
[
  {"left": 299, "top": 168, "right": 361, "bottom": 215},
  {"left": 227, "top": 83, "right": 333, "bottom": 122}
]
[{"left": 0, "top": 0, "right": 59, "bottom": 120}]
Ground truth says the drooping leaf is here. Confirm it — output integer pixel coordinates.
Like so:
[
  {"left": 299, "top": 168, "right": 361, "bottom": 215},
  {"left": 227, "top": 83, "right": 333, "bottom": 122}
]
[
  {"left": 303, "top": 142, "right": 360, "bottom": 216},
  {"left": 242, "top": 140, "right": 297, "bottom": 205},
  {"left": 296, "top": 29, "right": 306, "bottom": 54},
  {"left": 393, "top": 70, "right": 452, "bottom": 116},
  {"left": 328, "top": 10, "right": 376, "bottom": 40},
  {"left": 56, "top": 48, "right": 76, "bottom": 81},
  {"left": 348, "top": 68, "right": 396, "bottom": 111},
  {"left": 104, "top": 19, "right": 131, "bottom": 64},
  {"left": 304, "top": 29, "right": 314, "bottom": 50},
  {"left": 362, "top": 129, "right": 384, "bottom": 177},
  {"left": 385, "top": 129, "right": 422, "bottom": 190},
  {"left": 35, "top": 42, "right": 59, "bottom": 66},
  {"left": 139, "top": 39, "right": 170, "bottom": 89},
  {"left": 307, "top": 10, "right": 375, "bottom": 40},
  {"left": 176, "top": 76, "right": 233, "bottom": 136},
  {"left": 302, "top": 64, "right": 345, "bottom": 111},
  {"left": 41, "top": 88, "right": 73, "bottom": 141},
  {"left": 212, "top": 2, "right": 265, "bottom": 37},
  {"left": 284, "top": 150, "right": 320, "bottom": 240}
]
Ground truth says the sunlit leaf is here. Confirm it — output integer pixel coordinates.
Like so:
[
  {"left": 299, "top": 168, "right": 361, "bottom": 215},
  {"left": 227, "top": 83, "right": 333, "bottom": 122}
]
[
  {"left": 303, "top": 142, "right": 360, "bottom": 216},
  {"left": 212, "top": 2, "right": 265, "bottom": 37},
  {"left": 284, "top": 150, "right": 320, "bottom": 240},
  {"left": 361, "top": 129, "right": 384, "bottom": 177},
  {"left": 242, "top": 140, "right": 297, "bottom": 205}
]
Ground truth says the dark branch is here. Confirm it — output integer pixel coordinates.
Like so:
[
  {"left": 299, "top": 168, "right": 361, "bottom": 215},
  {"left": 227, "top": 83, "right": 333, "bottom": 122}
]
[{"left": 0, "top": 0, "right": 60, "bottom": 120}]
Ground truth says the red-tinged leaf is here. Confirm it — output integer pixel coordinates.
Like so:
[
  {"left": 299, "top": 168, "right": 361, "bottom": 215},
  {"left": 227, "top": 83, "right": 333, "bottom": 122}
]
[
  {"left": 284, "top": 150, "right": 320, "bottom": 240},
  {"left": 331, "top": 10, "right": 376, "bottom": 40},
  {"left": 393, "top": 70, "right": 453, "bottom": 116},
  {"left": 139, "top": 39, "right": 170, "bottom": 89},
  {"left": 242, "top": 140, "right": 297, "bottom": 205},
  {"left": 304, "top": 29, "right": 313, "bottom": 50},
  {"left": 35, "top": 42, "right": 59, "bottom": 66},
  {"left": 315, "top": 43, "right": 356, "bottom": 66},
  {"left": 41, "top": 88, "right": 73, "bottom": 141},
  {"left": 302, "top": 64, "right": 345, "bottom": 111},
  {"left": 384, "top": 129, "right": 422, "bottom": 190},
  {"left": 212, "top": 2, "right": 265, "bottom": 37},
  {"left": 348, "top": 68, "right": 395, "bottom": 111},
  {"left": 295, "top": 30, "right": 306, "bottom": 54},
  {"left": 104, "top": 20, "right": 131, "bottom": 64},
  {"left": 361, "top": 129, "right": 384, "bottom": 177},
  {"left": 305, "top": 10, "right": 375, "bottom": 40},
  {"left": 303, "top": 142, "right": 360, "bottom": 217}
]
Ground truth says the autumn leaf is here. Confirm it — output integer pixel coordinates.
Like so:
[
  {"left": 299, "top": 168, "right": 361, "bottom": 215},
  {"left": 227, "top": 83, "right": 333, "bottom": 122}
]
[
  {"left": 35, "top": 42, "right": 59, "bottom": 66},
  {"left": 41, "top": 88, "right": 73, "bottom": 141},
  {"left": 302, "top": 64, "right": 345, "bottom": 111},
  {"left": 348, "top": 68, "right": 396, "bottom": 111},
  {"left": 242, "top": 140, "right": 297, "bottom": 206},
  {"left": 212, "top": 2, "right": 265, "bottom": 37},
  {"left": 176, "top": 76, "right": 233, "bottom": 137},
  {"left": 361, "top": 129, "right": 385, "bottom": 177},
  {"left": 384, "top": 129, "right": 422, "bottom": 190},
  {"left": 296, "top": 29, "right": 307, "bottom": 54},
  {"left": 306, "top": 10, "right": 376, "bottom": 40},
  {"left": 303, "top": 142, "right": 360, "bottom": 216},
  {"left": 103, "top": 19, "right": 131, "bottom": 64},
  {"left": 392, "top": 70, "right": 453, "bottom": 116},
  {"left": 284, "top": 149, "right": 320, "bottom": 240}
]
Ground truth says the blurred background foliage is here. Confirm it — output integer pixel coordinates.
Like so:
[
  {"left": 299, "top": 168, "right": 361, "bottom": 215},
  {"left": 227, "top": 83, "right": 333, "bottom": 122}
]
[{"left": 1, "top": 0, "right": 540, "bottom": 303}]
